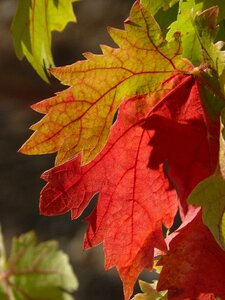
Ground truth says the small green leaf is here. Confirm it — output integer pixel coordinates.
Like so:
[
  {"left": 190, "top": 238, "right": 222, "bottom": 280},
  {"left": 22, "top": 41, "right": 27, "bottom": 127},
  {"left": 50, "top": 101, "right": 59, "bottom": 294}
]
[
  {"left": 167, "top": 1, "right": 225, "bottom": 93},
  {"left": 0, "top": 231, "right": 78, "bottom": 300},
  {"left": 167, "top": 0, "right": 204, "bottom": 65},
  {"left": 141, "top": 0, "right": 178, "bottom": 15},
  {"left": 193, "top": 6, "right": 225, "bottom": 89},
  {"left": 188, "top": 174, "right": 225, "bottom": 249},
  {"left": 11, "top": 0, "right": 77, "bottom": 82},
  {"left": 131, "top": 281, "right": 167, "bottom": 300}
]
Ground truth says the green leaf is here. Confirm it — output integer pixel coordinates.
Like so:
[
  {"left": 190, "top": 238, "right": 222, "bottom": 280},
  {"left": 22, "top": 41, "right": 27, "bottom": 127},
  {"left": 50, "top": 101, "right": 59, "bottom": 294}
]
[
  {"left": 167, "top": 0, "right": 225, "bottom": 94},
  {"left": 11, "top": 0, "right": 77, "bottom": 82},
  {"left": 140, "top": 0, "right": 178, "bottom": 15},
  {"left": 0, "top": 231, "right": 78, "bottom": 300},
  {"left": 188, "top": 174, "right": 225, "bottom": 249},
  {"left": 167, "top": 0, "right": 204, "bottom": 65},
  {"left": 131, "top": 281, "right": 167, "bottom": 300},
  {"left": 194, "top": 6, "right": 225, "bottom": 89}
]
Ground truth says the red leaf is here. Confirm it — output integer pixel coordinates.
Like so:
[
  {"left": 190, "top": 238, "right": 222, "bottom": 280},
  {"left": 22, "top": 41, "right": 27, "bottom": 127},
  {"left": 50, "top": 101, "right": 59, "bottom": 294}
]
[
  {"left": 143, "top": 76, "right": 219, "bottom": 217},
  {"left": 157, "top": 211, "right": 225, "bottom": 299},
  {"left": 40, "top": 73, "right": 219, "bottom": 299}
]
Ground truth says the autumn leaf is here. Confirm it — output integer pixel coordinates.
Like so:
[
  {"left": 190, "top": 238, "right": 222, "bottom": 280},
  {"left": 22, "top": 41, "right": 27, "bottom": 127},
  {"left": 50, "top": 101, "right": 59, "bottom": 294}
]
[
  {"left": 188, "top": 174, "right": 225, "bottom": 250},
  {"left": 157, "top": 211, "right": 225, "bottom": 299},
  {"left": 193, "top": 6, "right": 225, "bottom": 93},
  {"left": 18, "top": 1, "right": 225, "bottom": 300},
  {"left": 11, "top": 0, "right": 77, "bottom": 82},
  {"left": 39, "top": 77, "right": 179, "bottom": 300},
  {"left": 19, "top": 1, "right": 188, "bottom": 166},
  {"left": 142, "top": 74, "right": 220, "bottom": 217},
  {"left": 167, "top": 0, "right": 225, "bottom": 68},
  {"left": 0, "top": 231, "right": 78, "bottom": 300},
  {"left": 38, "top": 70, "right": 222, "bottom": 299}
]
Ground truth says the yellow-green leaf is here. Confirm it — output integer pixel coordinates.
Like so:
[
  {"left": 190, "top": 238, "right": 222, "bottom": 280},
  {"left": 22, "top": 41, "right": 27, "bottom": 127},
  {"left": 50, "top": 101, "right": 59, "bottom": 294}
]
[
  {"left": 140, "top": 0, "right": 178, "bottom": 15},
  {"left": 0, "top": 231, "right": 78, "bottom": 300},
  {"left": 11, "top": 0, "right": 77, "bottom": 82},
  {"left": 19, "top": 1, "right": 189, "bottom": 165},
  {"left": 131, "top": 281, "right": 167, "bottom": 300}
]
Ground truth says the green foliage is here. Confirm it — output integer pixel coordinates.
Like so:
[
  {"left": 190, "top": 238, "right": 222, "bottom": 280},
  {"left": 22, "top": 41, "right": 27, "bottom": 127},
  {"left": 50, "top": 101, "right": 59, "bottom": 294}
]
[
  {"left": 167, "top": 0, "right": 225, "bottom": 66},
  {"left": 140, "top": 0, "right": 178, "bottom": 15},
  {"left": 11, "top": 0, "right": 77, "bottom": 82},
  {"left": 0, "top": 230, "right": 78, "bottom": 300}
]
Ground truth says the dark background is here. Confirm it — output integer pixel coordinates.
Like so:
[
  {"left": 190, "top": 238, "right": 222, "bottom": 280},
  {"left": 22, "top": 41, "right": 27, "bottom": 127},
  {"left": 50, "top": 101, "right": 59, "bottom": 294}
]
[{"left": 0, "top": 0, "right": 154, "bottom": 299}]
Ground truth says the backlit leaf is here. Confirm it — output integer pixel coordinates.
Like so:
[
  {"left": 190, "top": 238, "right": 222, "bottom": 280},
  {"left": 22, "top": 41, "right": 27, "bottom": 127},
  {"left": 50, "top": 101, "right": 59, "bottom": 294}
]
[
  {"left": 193, "top": 6, "right": 225, "bottom": 93},
  {"left": 131, "top": 280, "right": 167, "bottom": 300},
  {"left": 11, "top": 0, "right": 77, "bottom": 82},
  {"left": 143, "top": 74, "right": 220, "bottom": 217},
  {"left": 157, "top": 211, "right": 225, "bottom": 299},
  {"left": 39, "top": 72, "right": 220, "bottom": 299},
  {"left": 19, "top": 1, "right": 188, "bottom": 165},
  {"left": 167, "top": 0, "right": 204, "bottom": 65},
  {"left": 18, "top": 1, "right": 225, "bottom": 299},
  {"left": 188, "top": 175, "right": 225, "bottom": 250},
  {"left": 166, "top": 0, "right": 225, "bottom": 68},
  {"left": 0, "top": 231, "right": 78, "bottom": 300}
]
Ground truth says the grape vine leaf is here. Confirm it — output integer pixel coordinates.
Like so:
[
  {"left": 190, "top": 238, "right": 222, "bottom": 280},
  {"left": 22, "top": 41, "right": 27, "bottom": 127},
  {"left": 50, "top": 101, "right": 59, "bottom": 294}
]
[
  {"left": 19, "top": 1, "right": 188, "bottom": 166},
  {"left": 39, "top": 71, "right": 220, "bottom": 299},
  {"left": 193, "top": 6, "right": 225, "bottom": 93},
  {"left": 167, "top": 0, "right": 206, "bottom": 65},
  {"left": 166, "top": 0, "right": 225, "bottom": 68},
  {"left": 18, "top": 1, "right": 225, "bottom": 299},
  {"left": 140, "top": 0, "right": 178, "bottom": 15},
  {"left": 157, "top": 211, "right": 225, "bottom": 299},
  {"left": 142, "top": 74, "right": 220, "bottom": 217},
  {"left": 131, "top": 280, "right": 167, "bottom": 300},
  {"left": 39, "top": 77, "right": 180, "bottom": 300},
  {"left": 11, "top": 0, "right": 77, "bottom": 82},
  {"left": 188, "top": 108, "right": 225, "bottom": 249},
  {"left": 188, "top": 174, "right": 225, "bottom": 250},
  {"left": 0, "top": 230, "right": 78, "bottom": 300}
]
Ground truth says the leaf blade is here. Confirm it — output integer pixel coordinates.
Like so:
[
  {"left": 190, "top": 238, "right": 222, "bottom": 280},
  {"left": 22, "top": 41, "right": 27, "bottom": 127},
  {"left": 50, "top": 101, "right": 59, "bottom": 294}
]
[
  {"left": 11, "top": 0, "right": 77, "bottom": 81},
  {"left": 39, "top": 72, "right": 220, "bottom": 299},
  {"left": 19, "top": 1, "right": 188, "bottom": 165},
  {"left": 157, "top": 211, "right": 225, "bottom": 299}
]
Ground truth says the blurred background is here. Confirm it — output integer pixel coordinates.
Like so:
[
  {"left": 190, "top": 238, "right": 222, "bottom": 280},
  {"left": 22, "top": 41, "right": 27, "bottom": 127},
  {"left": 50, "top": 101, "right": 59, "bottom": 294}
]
[{"left": 0, "top": 0, "right": 154, "bottom": 299}]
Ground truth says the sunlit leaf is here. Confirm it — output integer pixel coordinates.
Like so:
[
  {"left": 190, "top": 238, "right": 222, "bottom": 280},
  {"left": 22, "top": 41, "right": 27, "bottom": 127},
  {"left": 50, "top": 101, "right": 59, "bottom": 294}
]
[
  {"left": 157, "top": 211, "right": 225, "bottom": 299},
  {"left": 19, "top": 1, "right": 188, "bottom": 165},
  {"left": 39, "top": 72, "right": 220, "bottom": 299},
  {"left": 11, "top": 0, "right": 77, "bottom": 82},
  {"left": 131, "top": 280, "right": 167, "bottom": 300}
]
